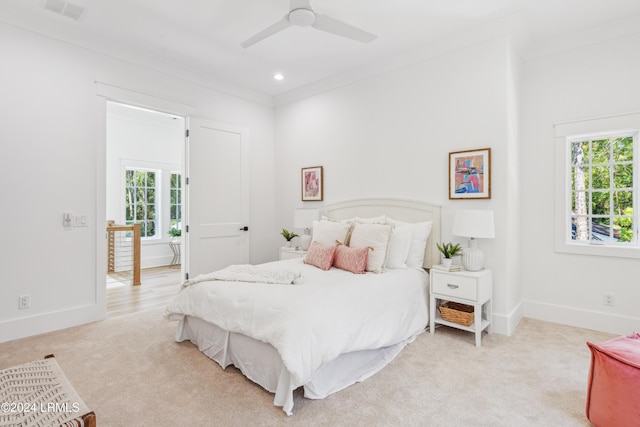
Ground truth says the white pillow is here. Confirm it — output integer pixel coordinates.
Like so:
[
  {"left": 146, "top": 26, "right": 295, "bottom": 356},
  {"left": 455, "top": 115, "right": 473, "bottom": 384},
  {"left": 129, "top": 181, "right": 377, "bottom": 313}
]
[
  {"left": 321, "top": 215, "right": 351, "bottom": 223},
  {"left": 355, "top": 215, "right": 387, "bottom": 224},
  {"left": 388, "top": 218, "right": 433, "bottom": 268},
  {"left": 311, "top": 219, "right": 352, "bottom": 246},
  {"left": 385, "top": 222, "right": 413, "bottom": 269},
  {"left": 321, "top": 215, "right": 385, "bottom": 223},
  {"left": 348, "top": 222, "right": 393, "bottom": 273}
]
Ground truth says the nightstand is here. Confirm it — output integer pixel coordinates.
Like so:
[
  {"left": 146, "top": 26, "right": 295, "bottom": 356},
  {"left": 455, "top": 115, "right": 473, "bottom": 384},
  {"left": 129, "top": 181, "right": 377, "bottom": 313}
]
[
  {"left": 279, "top": 247, "right": 307, "bottom": 260},
  {"left": 429, "top": 268, "right": 492, "bottom": 347}
]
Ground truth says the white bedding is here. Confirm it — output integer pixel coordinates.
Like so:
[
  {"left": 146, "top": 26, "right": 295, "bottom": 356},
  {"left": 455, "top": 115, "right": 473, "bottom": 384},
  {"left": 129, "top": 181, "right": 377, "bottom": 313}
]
[{"left": 164, "top": 258, "right": 429, "bottom": 413}]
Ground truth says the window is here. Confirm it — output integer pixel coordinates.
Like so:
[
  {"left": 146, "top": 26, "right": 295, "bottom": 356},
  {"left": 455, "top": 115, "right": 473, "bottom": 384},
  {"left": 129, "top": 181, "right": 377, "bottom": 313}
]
[
  {"left": 170, "top": 172, "right": 182, "bottom": 230},
  {"left": 125, "top": 168, "right": 157, "bottom": 238},
  {"left": 555, "top": 113, "right": 640, "bottom": 258},
  {"left": 569, "top": 133, "right": 635, "bottom": 244}
]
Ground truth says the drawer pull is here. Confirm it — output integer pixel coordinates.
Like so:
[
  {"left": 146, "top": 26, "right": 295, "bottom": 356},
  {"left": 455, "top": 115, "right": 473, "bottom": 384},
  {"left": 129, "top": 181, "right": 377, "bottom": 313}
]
[{"left": 447, "top": 284, "right": 459, "bottom": 289}]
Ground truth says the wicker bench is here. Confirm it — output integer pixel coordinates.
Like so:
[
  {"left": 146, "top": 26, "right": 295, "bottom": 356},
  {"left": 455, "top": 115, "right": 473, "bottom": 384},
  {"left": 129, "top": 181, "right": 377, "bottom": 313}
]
[{"left": 0, "top": 354, "right": 95, "bottom": 426}]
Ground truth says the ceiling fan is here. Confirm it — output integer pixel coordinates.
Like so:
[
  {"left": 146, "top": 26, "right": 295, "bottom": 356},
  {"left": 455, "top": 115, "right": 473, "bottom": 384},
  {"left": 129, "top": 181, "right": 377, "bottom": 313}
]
[{"left": 241, "top": 0, "right": 377, "bottom": 48}]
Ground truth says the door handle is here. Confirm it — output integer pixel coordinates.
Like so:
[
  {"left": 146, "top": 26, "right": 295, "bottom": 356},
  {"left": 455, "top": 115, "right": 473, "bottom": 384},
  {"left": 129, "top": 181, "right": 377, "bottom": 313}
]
[
  {"left": 239, "top": 226, "right": 249, "bottom": 231},
  {"left": 447, "top": 284, "right": 459, "bottom": 289}
]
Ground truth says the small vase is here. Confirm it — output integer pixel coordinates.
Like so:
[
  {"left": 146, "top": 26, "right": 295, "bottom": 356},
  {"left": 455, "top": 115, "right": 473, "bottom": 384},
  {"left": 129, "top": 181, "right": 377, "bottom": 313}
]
[
  {"left": 286, "top": 240, "right": 293, "bottom": 248},
  {"left": 442, "top": 258, "right": 452, "bottom": 268}
]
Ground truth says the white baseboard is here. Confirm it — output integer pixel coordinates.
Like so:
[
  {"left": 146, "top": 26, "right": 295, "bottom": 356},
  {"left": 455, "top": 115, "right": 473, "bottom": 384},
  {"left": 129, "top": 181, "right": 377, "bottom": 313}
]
[
  {"left": 0, "top": 304, "right": 105, "bottom": 344},
  {"left": 492, "top": 302, "right": 524, "bottom": 336},
  {"left": 141, "top": 255, "right": 174, "bottom": 269},
  {"left": 523, "top": 299, "right": 639, "bottom": 335}
]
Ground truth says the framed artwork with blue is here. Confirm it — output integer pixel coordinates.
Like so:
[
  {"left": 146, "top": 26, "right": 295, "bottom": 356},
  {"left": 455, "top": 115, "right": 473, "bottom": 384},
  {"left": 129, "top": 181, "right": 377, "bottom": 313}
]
[{"left": 449, "top": 148, "right": 491, "bottom": 199}]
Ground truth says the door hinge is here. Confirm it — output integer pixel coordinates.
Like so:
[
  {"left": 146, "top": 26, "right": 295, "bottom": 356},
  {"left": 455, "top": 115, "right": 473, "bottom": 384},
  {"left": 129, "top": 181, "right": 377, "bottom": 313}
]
[
  {"left": 185, "top": 225, "right": 189, "bottom": 233},
  {"left": 185, "top": 129, "right": 190, "bottom": 137},
  {"left": 185, "top": 177, "right": 189, "bottom": 185},
  {"left": 185, "top": 273, "right": 189, "bottom": 280}
]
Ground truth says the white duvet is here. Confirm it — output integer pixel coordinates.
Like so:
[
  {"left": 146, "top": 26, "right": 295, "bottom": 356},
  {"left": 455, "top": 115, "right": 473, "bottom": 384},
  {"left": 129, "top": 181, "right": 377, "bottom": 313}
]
[{"left": 164, "top": 258, "right": 428, "bottom": 388}]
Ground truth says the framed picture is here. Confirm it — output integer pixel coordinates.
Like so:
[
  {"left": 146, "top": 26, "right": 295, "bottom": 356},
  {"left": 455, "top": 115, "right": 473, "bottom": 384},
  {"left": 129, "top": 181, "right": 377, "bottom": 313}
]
[
  {"left": 449, "top": 148, "right": 491, "bottom": 199},
  {"left": 301, "top": 166, "right": 323, "bottom": 201}
]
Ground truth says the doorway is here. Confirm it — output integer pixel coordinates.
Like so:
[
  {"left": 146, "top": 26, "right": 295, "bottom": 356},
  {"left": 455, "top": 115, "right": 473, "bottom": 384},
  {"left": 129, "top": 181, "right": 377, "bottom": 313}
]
[{"left": 105, "top": 101, "right": 185, "bottom": 316}]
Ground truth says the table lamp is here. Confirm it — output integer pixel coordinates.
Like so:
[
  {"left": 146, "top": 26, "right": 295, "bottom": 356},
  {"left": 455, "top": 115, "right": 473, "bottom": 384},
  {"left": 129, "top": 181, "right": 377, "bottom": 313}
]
[
  {"left": 452, "top": 209, "right": 495, "bottom": 271},
  {"left": 294, "top": 208, "right": 319, "bottom": 250}
]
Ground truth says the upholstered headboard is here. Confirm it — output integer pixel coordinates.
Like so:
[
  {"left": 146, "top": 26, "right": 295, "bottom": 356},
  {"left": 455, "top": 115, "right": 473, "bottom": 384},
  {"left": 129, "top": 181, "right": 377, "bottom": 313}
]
[{"left": 323, "top": 198, "right": 442, "bottom": 269}]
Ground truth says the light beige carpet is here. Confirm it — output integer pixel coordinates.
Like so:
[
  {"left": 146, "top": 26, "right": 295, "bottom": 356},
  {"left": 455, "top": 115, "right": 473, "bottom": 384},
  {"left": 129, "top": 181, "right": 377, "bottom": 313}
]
[{"left": 0, "top": 309, "right": 613, "bottom": 426}]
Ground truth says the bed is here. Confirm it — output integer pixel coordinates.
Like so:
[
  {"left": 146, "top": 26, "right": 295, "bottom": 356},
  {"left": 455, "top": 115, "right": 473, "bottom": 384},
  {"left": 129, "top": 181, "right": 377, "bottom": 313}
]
[{"left": 164, "top": 198, "right": 441, "bottom": 415}]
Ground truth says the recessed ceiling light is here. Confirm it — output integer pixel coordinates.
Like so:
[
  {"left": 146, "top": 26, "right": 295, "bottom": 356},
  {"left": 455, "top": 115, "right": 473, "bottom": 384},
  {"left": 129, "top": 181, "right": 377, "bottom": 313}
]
[{"left": 273, "top": 73, "right": 284, "bottom": 81}]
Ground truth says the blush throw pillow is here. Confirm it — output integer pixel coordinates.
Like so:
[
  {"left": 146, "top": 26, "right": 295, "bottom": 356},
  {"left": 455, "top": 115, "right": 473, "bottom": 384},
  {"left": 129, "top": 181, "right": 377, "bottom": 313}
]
[
  {"left": 333, "top": 245, "right": 368, "bottom": 274},
  {"left": 303, "top": 241, "right": 336, "bottom": 271}
]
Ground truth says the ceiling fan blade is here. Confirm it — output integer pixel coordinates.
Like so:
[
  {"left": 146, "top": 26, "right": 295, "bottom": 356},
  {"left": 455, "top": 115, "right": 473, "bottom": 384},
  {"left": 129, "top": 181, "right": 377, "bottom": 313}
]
[
  {"left": 241, "top": 16, "right": 291, "bottom": 48},
  {"left": 312, "top": 13, "right": 377, "bottom": 43}
]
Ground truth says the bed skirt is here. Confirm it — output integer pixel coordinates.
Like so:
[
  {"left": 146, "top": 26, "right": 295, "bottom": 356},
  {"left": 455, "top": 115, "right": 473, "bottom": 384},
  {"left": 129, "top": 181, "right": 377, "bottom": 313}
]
[{"left": 175, "top": 315, "right": 419, "bottom": 415}]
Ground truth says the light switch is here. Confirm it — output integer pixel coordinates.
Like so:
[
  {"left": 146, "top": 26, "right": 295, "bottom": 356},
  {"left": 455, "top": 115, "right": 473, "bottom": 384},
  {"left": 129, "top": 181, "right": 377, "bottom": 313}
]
[
  {"left": 63, "top": 212, "right": 73, "bottom": 228},
  {"left": 74, "top": 215, "right": 88, "bottom": 227}
]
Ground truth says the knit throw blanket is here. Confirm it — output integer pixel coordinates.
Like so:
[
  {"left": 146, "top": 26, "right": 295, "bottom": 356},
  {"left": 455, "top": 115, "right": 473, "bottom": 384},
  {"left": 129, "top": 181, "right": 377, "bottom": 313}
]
[{"left": 181, "top": 264, "right": 302, "bottom": 289}]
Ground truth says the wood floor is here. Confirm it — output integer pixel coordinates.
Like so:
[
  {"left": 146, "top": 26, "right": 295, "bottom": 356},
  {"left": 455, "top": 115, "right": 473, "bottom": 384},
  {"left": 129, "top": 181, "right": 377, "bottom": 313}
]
[{"left": 106, "top": 265, "right": 182, "bottom": 318}]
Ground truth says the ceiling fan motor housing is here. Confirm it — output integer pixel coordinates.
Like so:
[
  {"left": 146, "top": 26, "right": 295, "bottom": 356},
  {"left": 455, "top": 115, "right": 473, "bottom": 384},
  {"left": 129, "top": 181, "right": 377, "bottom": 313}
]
[{"left": 289, "top": 8, "right": 315, "bottom": 26}]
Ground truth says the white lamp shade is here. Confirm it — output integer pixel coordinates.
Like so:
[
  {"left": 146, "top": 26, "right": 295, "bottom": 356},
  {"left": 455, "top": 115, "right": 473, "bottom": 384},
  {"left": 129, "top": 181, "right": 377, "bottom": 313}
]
[{"left": 452, "top": 209, "right": 495, "bottom": 239}]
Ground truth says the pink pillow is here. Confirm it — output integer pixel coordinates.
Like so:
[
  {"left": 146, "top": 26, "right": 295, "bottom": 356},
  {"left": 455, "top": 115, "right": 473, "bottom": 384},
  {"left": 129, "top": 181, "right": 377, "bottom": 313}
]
[
  {"left": 334, "top": 245, "right": 368, "bottom": 274},
  {"left": 304, "top": 241, "right": 336, "bottom": 271}
]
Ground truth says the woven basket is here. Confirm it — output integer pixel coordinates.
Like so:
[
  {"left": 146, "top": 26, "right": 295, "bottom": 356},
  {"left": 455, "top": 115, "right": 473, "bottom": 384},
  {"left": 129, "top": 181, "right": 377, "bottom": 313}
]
[{"left": 439, "top": 302, "right": 474, "bottom": 326}]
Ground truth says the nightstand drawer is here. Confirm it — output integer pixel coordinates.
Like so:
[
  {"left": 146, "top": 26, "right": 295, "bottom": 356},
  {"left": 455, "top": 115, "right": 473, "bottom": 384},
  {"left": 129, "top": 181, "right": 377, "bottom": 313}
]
[{"left": 432, "top": 274, "right": 477, "bottom": 300}]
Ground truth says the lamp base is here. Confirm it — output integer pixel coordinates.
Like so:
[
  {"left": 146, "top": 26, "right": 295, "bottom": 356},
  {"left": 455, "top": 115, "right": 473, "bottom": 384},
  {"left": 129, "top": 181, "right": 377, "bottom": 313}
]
[
  {"left": 462, "top": 238, "right": 484, "bottom": 271},
  {"left": 300, "top": 233, "right": 312, "bottom": 251}
]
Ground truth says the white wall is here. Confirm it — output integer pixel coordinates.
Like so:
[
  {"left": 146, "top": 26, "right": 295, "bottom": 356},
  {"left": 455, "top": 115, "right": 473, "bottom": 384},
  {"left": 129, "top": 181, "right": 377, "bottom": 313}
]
[
  {"left": 106, "top": 103, "right": 184, "bottom": 269},
  {"left": 0, "top": 22, "right": 276, "bottom": 342},
  {"left": 521, "top": 32, "right": 640, "bottom": 335},
  {"left": 274, "top": 37, "right": 523, "bottom": 335},
  {"left": 5, "top": 10, "right": 636, "bottom": 343}
]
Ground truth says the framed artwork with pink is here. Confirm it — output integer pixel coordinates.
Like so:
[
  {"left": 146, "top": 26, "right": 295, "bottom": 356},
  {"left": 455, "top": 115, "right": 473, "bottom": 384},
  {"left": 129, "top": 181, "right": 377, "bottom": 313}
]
[
  {"left": 301, "top": 166, "right": 323, "bottom": 201},
  {"left": 449, "top": 148, "right": 491, "bottom": 199}
]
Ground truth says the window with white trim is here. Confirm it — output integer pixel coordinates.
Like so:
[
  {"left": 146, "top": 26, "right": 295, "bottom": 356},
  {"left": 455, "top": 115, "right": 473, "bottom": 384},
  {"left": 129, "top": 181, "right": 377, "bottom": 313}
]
[
  {"left": 569, "top": 132, "right": 636, "bottom": 244},
  {"left": 555, "top": 113, "right": 640, "bottom": 258},
  {"left": 125, "top": 168, "right": 157, "bottom": 238},
  {"left": 170, "top": 172, "right": 182, "bottom": 230}
]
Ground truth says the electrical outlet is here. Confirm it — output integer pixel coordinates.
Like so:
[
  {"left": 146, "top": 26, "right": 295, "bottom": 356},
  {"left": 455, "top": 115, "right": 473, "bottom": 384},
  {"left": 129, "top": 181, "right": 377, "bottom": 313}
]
[
  {"left": 603, "top": 292, "right": 615, "bottom": 306},
  {"left": 19, "top": 295, "right": 30, "bottom": 309}
]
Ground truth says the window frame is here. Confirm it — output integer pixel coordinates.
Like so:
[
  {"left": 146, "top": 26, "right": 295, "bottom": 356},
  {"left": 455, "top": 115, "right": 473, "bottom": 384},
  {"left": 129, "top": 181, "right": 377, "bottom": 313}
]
[
  {"left": 124, "top": 167, "right": 159, "bottom": 239},
  {"left": 120, "top": 159, "right": 181, "bottom": 243},
  {"left": 555, "top": 113, "right": 640, "bottom": 258},
  {"left": 568, "top": 131, "right": 637, "bottom": 245},
  {"left": 170, "top": 171, "right": 182, "bottom": 230}
]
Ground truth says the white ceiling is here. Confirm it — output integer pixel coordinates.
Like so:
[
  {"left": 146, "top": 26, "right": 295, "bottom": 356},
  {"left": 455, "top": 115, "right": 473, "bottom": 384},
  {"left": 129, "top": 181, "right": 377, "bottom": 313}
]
[{"left": 3, "top": 0, "right": 640, "bottom": 104}]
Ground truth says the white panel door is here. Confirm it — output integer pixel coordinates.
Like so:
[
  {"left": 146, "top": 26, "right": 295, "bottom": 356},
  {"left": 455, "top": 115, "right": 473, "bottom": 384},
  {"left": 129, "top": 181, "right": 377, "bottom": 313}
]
[{"left": 185, "top": 117, "right": 249, "bottom": 278}]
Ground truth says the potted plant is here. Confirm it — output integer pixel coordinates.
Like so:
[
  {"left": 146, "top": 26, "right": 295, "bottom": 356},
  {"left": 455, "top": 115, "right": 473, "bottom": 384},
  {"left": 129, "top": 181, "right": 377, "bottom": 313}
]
[
  {"left": 168, "top": 224, "right": 181, "bottom": 242},
  {"left": 280, "top": 228, "right": 299, "bottom": 247},
  {"left": 436, "top": 242, "right": 462, "bottom": 268}
]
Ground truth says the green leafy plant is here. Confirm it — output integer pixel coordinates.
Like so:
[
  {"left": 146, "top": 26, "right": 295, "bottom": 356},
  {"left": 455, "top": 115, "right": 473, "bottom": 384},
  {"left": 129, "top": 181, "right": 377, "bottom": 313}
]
[
  {"left": 168, "top": 223, "right": 181, "bottom": 237},
  {"left": 436, "top": 242, "right": 462, "bottom": 259},
  {"left": 280, "top": 228, "right": 299, "bottom": 242}
]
